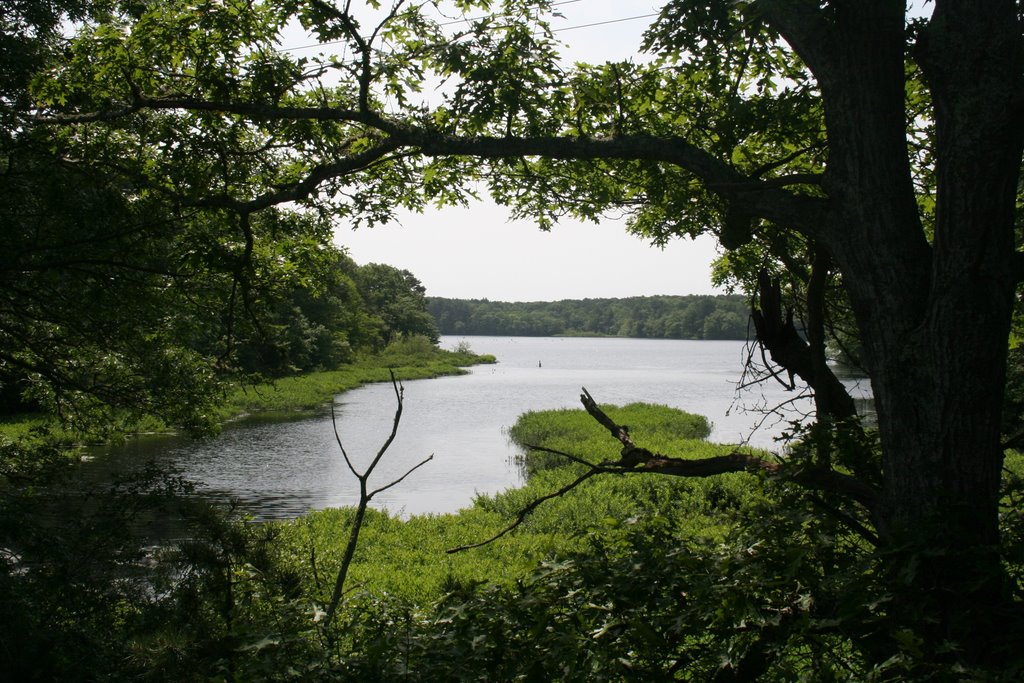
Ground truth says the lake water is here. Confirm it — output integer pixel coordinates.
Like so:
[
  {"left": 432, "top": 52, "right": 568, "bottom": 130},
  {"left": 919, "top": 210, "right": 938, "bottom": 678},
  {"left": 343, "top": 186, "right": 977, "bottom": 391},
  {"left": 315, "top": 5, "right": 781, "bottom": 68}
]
[{"left": 82, "top": 336, "right": 871, "bottom": 520}]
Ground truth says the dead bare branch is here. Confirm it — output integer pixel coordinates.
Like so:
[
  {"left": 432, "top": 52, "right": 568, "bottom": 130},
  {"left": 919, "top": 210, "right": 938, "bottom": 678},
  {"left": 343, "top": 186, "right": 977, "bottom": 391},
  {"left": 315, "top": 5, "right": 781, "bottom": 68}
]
[
  {"left": 367, "top": 373, "right": 405, "bottom": 474},
  {"left": 522, "top": 443, "right": 618, "bottom": 470},
  {"left": 446, "top": 443, "right": 628, "bottom": 553},
  {"left": 368, "top": 453, "right": 433, "bottom": 498},
  {"left": 331, "top": 402, "right": 359, "bottom": 479},
  {"left": 446, "top": 467, "right": 603, "bottom": 554},
  {"left": 450, "top": 387, "right": 881, "bottom": 554},
  {"left": 322, "top": 370, "right": 431, "bottom": 630},
  {"left": 580, "top": 387, "right": 879, "bottom": 512}
]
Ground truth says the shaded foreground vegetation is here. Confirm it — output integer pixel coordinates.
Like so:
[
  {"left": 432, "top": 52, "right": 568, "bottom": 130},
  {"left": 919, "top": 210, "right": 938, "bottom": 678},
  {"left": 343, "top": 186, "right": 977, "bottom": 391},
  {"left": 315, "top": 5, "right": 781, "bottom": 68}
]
[
  {"left": 5, "top": 393, "right": 1024, "bottom": 680},
  {"left": 427, "top": 295, "right": 750, "bottom": 340},
  {"left": 0, "top": 400, "right": 750, "bottom": 680}
]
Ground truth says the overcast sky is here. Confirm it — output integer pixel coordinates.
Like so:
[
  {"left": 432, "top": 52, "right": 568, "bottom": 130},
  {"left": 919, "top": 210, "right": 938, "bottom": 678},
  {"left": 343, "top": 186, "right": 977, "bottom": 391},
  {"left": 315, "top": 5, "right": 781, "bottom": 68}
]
[{"left": 290, "top": 1, "right": 718, "bottom": 302}]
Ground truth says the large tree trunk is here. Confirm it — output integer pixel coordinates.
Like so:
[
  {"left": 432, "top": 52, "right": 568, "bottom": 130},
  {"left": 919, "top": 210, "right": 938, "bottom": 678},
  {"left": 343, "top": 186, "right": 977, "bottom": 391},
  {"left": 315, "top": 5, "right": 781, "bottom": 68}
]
[
  {"left": 892, "top": 0, "right": 1022, "bottom": 656},
  {"left": 774, "top": 0, "right": 1024, "bottom": 661}
]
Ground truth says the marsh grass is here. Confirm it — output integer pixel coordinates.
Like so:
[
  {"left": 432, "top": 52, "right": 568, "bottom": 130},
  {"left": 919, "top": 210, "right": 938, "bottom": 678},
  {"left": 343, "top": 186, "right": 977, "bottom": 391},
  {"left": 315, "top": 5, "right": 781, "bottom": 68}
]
[
  {"left": 0, "top": 341, "right": 496, "bottom": 442},
  {"left": 219, "top": 342, "right": 495, "bottom": 418},
  {"left": 0, "top": 414, "right": 52, "bottom": 441},
  {"left": 282, "top": 402, "right": 768, "bottom": 607},
  {"left": 508, "top": 402, "right": 713, "bottom": 475}
]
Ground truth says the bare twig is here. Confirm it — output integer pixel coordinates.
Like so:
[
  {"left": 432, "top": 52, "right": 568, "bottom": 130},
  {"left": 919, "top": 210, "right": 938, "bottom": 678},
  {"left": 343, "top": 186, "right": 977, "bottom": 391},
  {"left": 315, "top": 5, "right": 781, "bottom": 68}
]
[
  {"left": 522, "top": 443, "right": 615, "bottom": 470},
  {"left": 369, "top": 454, "right": 433, "bottom": 498},
  {"left": 447, "top": 443, "right": 626, "bottom": 553},
  {"left": 446, "top": 468, "right": 603, "bottom": 553},
  {"left": 322, "top": 370, "right": 432, "bottom": 629}
]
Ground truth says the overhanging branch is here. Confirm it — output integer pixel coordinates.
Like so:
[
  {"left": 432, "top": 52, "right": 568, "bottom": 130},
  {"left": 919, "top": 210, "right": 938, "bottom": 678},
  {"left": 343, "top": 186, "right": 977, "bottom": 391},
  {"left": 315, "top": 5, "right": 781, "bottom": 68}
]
[
  {"left": 750, "top": 270, "right": 858, "bottom": 421},
  {"left": 37, "top": 90, "right": 828, "bottom": 236},
  {"left": 446, "top": 464, "right": 604, "bottom": 553}
]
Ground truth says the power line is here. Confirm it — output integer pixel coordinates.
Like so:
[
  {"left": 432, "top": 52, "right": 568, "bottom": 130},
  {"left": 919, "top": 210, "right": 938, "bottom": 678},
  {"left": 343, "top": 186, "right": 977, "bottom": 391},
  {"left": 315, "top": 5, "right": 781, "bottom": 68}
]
[
  {"left": 279, "top": 3, "right": 657, "bottom": 53},
  {"left": 549, "top": 12, "right": 658, "bottom": 33}
]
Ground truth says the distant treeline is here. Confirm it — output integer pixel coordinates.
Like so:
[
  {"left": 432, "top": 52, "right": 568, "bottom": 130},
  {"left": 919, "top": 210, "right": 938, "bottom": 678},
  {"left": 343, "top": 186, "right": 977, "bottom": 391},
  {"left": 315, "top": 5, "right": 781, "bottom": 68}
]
[{"left": 427, "top": 295, "right": 752, "bottom": 340}]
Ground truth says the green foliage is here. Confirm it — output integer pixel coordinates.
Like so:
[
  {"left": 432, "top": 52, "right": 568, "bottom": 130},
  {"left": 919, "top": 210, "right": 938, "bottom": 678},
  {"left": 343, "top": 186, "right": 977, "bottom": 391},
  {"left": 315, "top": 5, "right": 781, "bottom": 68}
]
[
  {"left": 508, "top": 402, "right": 711, "bottom": 474},
  {"left": 4, "top": 0, "right": 1022, "bottom": 677},
  {"left": 381, "top": 509, "right": 863, "bottom": 681},
  {"left": 0, "top": 338, "right": 494, "bottom": 452},
  {"left": 0, "top": 1, "right": 448, "bottom": 441},
  {"left": 428, "top": 294, "right": 751, "bottom": 339},
  {"left": 257, "top": 407, "right": 864, "bottom": 680},
  {"left": 0, "top": 139, "right": 226, "bottom": 436},
  {"left": 277, "top": 403, "right": 755, "bottom": 602},
  {"left": 355, "top": 263, "right": 440, "bottom": 347},
  {"left": 1004, "top": 346, "right": 1024, "bottom": 439},
  {"left": 227, "top": 251, "right": 443, "bottom": 376},
  {"left": 0, "top": 464, "right": 230, "bottom": 680},
  {"left": 275, "top": 405, "right": 1022, "bottom": 681},
  {"left": 292, "top": 418, "right": 1020, "bottom": 681},
  {"left": 0, "top": 139, "right": 443, "bottom": 436},
  {"left": 1001, "top": 451, "right": 1024, "bottom": 595}
]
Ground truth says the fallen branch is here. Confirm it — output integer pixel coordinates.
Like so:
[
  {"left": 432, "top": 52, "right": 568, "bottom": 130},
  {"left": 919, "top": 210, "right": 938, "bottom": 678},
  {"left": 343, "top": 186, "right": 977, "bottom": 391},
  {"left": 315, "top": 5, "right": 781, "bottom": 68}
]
[
  {"left": 448, "top": 388, "right": 881, "bottom": 553},
  {"left": 446, "top": 466, "right": 602, "bottom": 553},
  {"left": 447, "top": 443, "right": 634, "bottom": 553},
  {"left": 582, "top": 387, "right": 878, "bottom": 508}
]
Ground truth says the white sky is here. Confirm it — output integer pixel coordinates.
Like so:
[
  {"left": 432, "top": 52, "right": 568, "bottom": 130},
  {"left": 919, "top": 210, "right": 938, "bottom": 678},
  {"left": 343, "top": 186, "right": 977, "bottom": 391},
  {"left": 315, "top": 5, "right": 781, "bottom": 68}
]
[{"left": 282, "top": 1, "right": 721, "bottom": 302}]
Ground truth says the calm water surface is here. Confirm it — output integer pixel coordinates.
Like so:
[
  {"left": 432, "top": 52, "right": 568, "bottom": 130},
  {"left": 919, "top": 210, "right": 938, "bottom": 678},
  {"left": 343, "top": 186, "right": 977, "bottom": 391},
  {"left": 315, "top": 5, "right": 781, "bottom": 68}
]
[{"left": 83, "top": 336, "right": 870, "bottom": 519}]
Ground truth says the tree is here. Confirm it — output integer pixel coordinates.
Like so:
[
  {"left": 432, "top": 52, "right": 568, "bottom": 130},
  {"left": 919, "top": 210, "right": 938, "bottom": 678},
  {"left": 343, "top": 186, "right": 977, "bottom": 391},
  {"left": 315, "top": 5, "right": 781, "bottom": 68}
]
[
  {"left": 28, "top": 0, "right": 1024, "bottom": 669},
  {"left": 0, "top": 1, "right": 369, "bottom": 434},
  {"left": 354, "top": 262, "right": 440, "bottom": 347},
  {"left": 425, "top": 295, "right": 750, "bottom": 338},
  {"left": 701, "top": 309, "right": 745, "bottom": 340}
]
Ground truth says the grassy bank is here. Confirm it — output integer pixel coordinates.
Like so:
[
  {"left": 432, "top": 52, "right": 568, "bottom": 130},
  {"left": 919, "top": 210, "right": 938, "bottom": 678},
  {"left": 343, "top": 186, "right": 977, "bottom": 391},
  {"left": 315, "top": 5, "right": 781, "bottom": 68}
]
[
  {"left": 0, "top": 337, "right": 496, "bottom": 444},
  {"left": 218, "top": 337, "right": 495, "bottom": 419}
]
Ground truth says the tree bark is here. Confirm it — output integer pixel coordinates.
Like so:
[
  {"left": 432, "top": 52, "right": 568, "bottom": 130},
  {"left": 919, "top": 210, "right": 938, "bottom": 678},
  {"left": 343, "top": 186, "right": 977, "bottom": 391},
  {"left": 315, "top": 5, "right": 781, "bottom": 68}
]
[{"left": 767, "top": 0, "right": 1024, "bottom": 659}]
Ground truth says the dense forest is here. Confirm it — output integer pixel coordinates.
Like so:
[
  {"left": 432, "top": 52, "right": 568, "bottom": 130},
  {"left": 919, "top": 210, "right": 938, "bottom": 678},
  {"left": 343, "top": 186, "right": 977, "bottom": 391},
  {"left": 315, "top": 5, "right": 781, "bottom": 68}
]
[
  {"left": 427, "top": 295, "right": 750, "bottom": 339},
  {"left": 231, "top": 256, "right": 441, "bottom": 376},
  {"left": 0, "top": 240, "right": 439, "bottom": 423}
]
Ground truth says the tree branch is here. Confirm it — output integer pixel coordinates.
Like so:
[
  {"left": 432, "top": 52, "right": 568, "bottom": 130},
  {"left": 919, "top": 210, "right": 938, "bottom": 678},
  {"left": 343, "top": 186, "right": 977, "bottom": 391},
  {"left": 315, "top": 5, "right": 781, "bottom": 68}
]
[
  {"left": 37, "top": 90, "right": 828, "bottom": 238},
  {"left": 758, "top": 0, "right": 837, "bottom": 83},
  {"left": 186, "top": 141, "right": 408, "bottom": 213},
  {"left": 579, "top": 387, "right": 878, "bottom": 510},
  {"left": 323, "top": 370, "right": 430, "bottom": 629},
  {"left": 705, "top": 172, "right": 822, "bottom": 192},
  {"left": 446, "top": 465, "right": 604, "bottom": 553},
  {"left": 368, "top": 454, "right": 433, "bottom": 499},
  {"left": 750, "top": 270, "right": 858, "bottom": 421}
]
